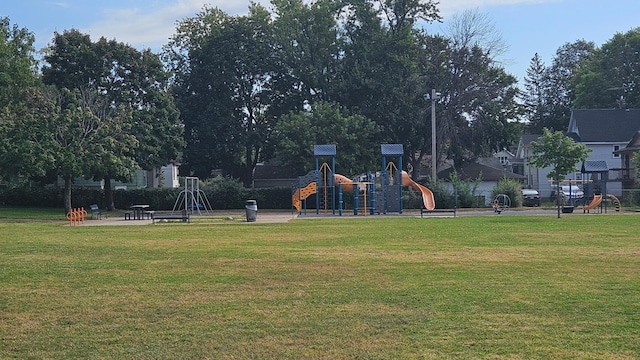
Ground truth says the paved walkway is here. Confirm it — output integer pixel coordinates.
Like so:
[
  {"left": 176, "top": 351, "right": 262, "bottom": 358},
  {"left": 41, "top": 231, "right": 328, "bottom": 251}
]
[
  {"left": 74, "top": 207, "right": 623, "bottom": 226},
  {"left": 78, "top": 210, "right": 299, "bottom": 226}
]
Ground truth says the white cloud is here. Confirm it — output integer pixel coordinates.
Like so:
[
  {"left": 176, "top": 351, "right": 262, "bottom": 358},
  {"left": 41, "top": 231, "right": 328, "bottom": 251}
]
[
  {"left": 49, "top": 2, "right": 70, "bottom": 8},
  {"left": 85, "top": 0, "right": 271, "bottom": 50},
  {"left": 83, "top": 0, "right": 556, "bottom": 50}
]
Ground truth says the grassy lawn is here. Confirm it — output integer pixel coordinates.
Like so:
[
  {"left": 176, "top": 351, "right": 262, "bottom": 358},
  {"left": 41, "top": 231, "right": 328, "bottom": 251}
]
[{"left": 1, "top": 212, "right": 639, "bottom": 359}]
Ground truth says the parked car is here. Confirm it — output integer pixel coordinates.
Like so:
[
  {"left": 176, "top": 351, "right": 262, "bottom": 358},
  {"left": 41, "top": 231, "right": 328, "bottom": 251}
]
[
  {"left": 550, "top": 185, "right": 584, "bottom": 205},
  {"left": 521, "top": 189, "right": 541, "bottom": 207}
]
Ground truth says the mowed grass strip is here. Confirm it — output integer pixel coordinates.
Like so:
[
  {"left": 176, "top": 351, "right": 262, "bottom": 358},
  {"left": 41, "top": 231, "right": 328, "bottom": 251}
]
[{"left": 1, "top": 214, "right": 639, "bottom": 359}]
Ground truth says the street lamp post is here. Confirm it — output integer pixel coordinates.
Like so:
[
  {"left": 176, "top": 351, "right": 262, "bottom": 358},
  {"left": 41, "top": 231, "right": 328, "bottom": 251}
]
[{"left": 429, "top": 89, "right": 441, "bottom": 180}]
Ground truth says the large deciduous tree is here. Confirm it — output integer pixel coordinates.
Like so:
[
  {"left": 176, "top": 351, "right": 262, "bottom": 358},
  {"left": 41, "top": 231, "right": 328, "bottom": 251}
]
[
  {"left": 436, "top": 9, "right": 522, "bottom": 169},
  {"left": 12, "top": 86, "right": 136, "bottom": 213},
  {"left": 336, "top": 0, "right": 444, "bottom": 179},
  {"left": 574, "top": 29, "right": 640, "bottom": 108},
  {"left": 167, "top": 5, "right": 286, "bottom": 186},
  {"left": 0, "top": 17, "right": 39, "bottom": 179},
  {"left": 273, "top": 101, "right": 381, "bottom": 176},
  {"left": 522, "top": 41, "right": 595, "bottom": 133},
  {"left": 271, "top": 0, "right": 342, "bottom": 106},
  {"left": 42, "top": 29, "right": 183, "bottom": 210},
  {"left": 545, "top": 40, "right": 594, "bottom": 127}
]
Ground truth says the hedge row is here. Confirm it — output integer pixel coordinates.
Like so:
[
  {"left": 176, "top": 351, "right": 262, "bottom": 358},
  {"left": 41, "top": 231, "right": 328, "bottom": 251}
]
[
  {"left": 0, "top": 177, "right": 494, "bottom": 211},
  {"left": 0, "top": 183, "right": 292, "bottom": 210}
]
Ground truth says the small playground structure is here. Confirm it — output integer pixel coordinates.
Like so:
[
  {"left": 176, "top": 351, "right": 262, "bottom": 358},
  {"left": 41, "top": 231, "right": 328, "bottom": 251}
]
[
  {"left": 292, "top": 144, "right": 436, "bottom": 216},
  {"left": 547, "top": 160, "right": 622, "bottom": 214},
  {"left": 172, "top": 176, "right": 213, "bottom": 215},
  {"left": 492, "top": 194, "right": 510, "bottom": 214}
]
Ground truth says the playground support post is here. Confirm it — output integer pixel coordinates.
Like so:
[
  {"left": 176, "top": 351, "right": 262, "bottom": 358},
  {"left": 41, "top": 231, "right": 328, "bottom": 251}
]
[{"left": 338, "top": 182, "right": 343, "bottom": 216}]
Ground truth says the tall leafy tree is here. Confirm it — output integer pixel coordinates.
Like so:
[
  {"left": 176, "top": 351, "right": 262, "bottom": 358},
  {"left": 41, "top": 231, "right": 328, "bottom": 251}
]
[
  {"left": 574, "top": 28, "right": 640, "bottom": 108},
  {"left": 545, "top": 40, "right": 595, "bottom": 128},
  {"left": 11, "top": 86, "right": 136, "bottom": 213},
  {"left": 42, "top": 29, "right": 183, "bottom": 209},
  {"left": 167, "top": 4, "right": 288, "bottom": 186},
  {"left": 273, "top": 101, "right": 381, "bottom": 176},
  {"left": 271, "top": 0, "right": 342, "bottom": 106},
  {"left": 335, "top": 0, "right": 442, "bottom": 179},
  {"left": 522, "top": 41, "right": 595, "bottom": 133},
  {"left": 0, "top": 17, "right": 39, "bottom": 179},
  {"left": 0, "top": 17, "right": 37, "bottom": 109},
  {"left": 439, "top": 43, "right": 521, "bottom": 167}
]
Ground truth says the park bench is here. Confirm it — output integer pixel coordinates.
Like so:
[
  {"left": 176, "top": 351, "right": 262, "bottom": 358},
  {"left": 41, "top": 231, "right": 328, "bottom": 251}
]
[
  {"left": 89, "top": 204, "right": 106, "bottom": 219},
  {"left": 420, "top": 208, "right": 457, "bottom": 217},
  {"left": 152, "top": 212, "right": 190, "bottom": 224}
]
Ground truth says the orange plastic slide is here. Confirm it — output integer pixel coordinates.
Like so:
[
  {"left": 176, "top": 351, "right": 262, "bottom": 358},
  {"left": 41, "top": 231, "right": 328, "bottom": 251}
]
[
  {"left": 292, "top": 182, "right": 316, "bottom": 211},
  {"left": 401, "top": 171, "right": 435, "bottom": 211},
  {"left": 333, "top": 173, "right": 356, "bottom": 192},
  {"left": 582, "top": 194, "right": 603, "bottom": 212}
]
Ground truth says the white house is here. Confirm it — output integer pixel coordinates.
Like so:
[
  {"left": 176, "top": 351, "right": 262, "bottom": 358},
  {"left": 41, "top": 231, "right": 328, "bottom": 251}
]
[
  {"left": 438, "top": 161, "right": 525, "bottom": 206},
  {"left": 517, "top": 109, "right": 640, "bottom": 199},
  {"left": 61, "top": 163, "right": 181, "bottom": 190},
  {"left": 564, "top": 109, "right": 640, "bottom": 197}
]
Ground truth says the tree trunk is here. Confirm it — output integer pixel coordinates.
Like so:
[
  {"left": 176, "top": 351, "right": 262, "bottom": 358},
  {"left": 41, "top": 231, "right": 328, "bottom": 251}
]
[
  {"left": 63, "top": 175, "right": 73, "bottom": 215},
  {"left": 104, "top": 175, "right": 115, "bottom": 211},
  {"left": 242, "top": 164, "right": 254, "bottom": 188}
]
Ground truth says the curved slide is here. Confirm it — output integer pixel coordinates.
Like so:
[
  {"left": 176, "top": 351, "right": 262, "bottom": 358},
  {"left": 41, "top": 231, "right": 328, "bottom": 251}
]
[
  {"left": 607, "top": 194, "right": 622, "bottom": 212},
  {"left": 401, "top": 171, "right": 435, "bottom": 211},
  {"left": 582, "top": 194, "right": 603, "bottom": 212},
  {"left": 333, "top": 174, "right": 356, "bottom": 192}
]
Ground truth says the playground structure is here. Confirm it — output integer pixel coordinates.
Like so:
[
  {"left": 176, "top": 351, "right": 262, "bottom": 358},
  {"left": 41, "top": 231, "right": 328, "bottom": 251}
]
[
  {"left": 492, "top": 194, "right": 511, "bottom": 214},
  {"left": 172, "top": 176, "right": 213, "bottom": 216},
  {"left": 292, "top": 144, "right": 436, "bottom": 215},
  {"left": 583, "top": 193, "right": 621, "bottom": 213},
  {"left": 551, "top": 160, "right": 622, "bottom": 214}
]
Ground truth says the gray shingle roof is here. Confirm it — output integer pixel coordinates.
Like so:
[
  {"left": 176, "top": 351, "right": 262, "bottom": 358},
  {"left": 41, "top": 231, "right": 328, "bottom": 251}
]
[
  {"left": 567, "top": 109, "right": 640, "bottom": 142},
  {"left": 581, "top": 160, "right": 609, "bottom": 173},
  {"left": 438, "top": 162, "right": 524, "bottom": 182}
]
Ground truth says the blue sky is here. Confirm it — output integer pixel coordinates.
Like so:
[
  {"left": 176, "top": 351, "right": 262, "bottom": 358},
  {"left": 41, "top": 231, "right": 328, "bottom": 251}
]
[{"left": 3, "top": 0, "right": 640, "bottom": 83}]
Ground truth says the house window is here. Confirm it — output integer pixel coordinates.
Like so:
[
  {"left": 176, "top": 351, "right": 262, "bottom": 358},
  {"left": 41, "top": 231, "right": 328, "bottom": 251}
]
[{"left": 613, "top": 145, "right": 620, "bottom": 158}]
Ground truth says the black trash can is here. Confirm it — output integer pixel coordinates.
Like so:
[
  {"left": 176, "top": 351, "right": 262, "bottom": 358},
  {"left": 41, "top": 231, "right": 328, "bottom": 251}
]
[{"left": 245, "top": 200, "right": 258, "bottom": 222}]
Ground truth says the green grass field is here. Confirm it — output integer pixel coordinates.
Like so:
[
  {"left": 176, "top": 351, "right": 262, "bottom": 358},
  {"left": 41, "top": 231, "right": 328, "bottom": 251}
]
[{"left": 1, "top": 211, "right": 639, "bottom": 359}]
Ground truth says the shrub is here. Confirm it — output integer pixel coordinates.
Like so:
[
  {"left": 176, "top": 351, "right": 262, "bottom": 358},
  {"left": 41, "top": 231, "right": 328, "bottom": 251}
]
[
  {"left": 0, "top": 178, "right": 293, "bottom": 210},
  {"left": 448, "top": 172, "right": 482, "bottom": 208},
  {"left": 492, "top": 177, "right": 522, "bottom": 208}
]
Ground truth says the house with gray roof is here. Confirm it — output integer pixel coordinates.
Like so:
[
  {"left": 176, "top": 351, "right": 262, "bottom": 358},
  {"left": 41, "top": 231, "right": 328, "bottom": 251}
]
[
  {"left": 516, "top": 109, "right": 640, "bottom": 199},
  {"left": 565, "top": 109, "right": 640, "bottom": 197}
]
